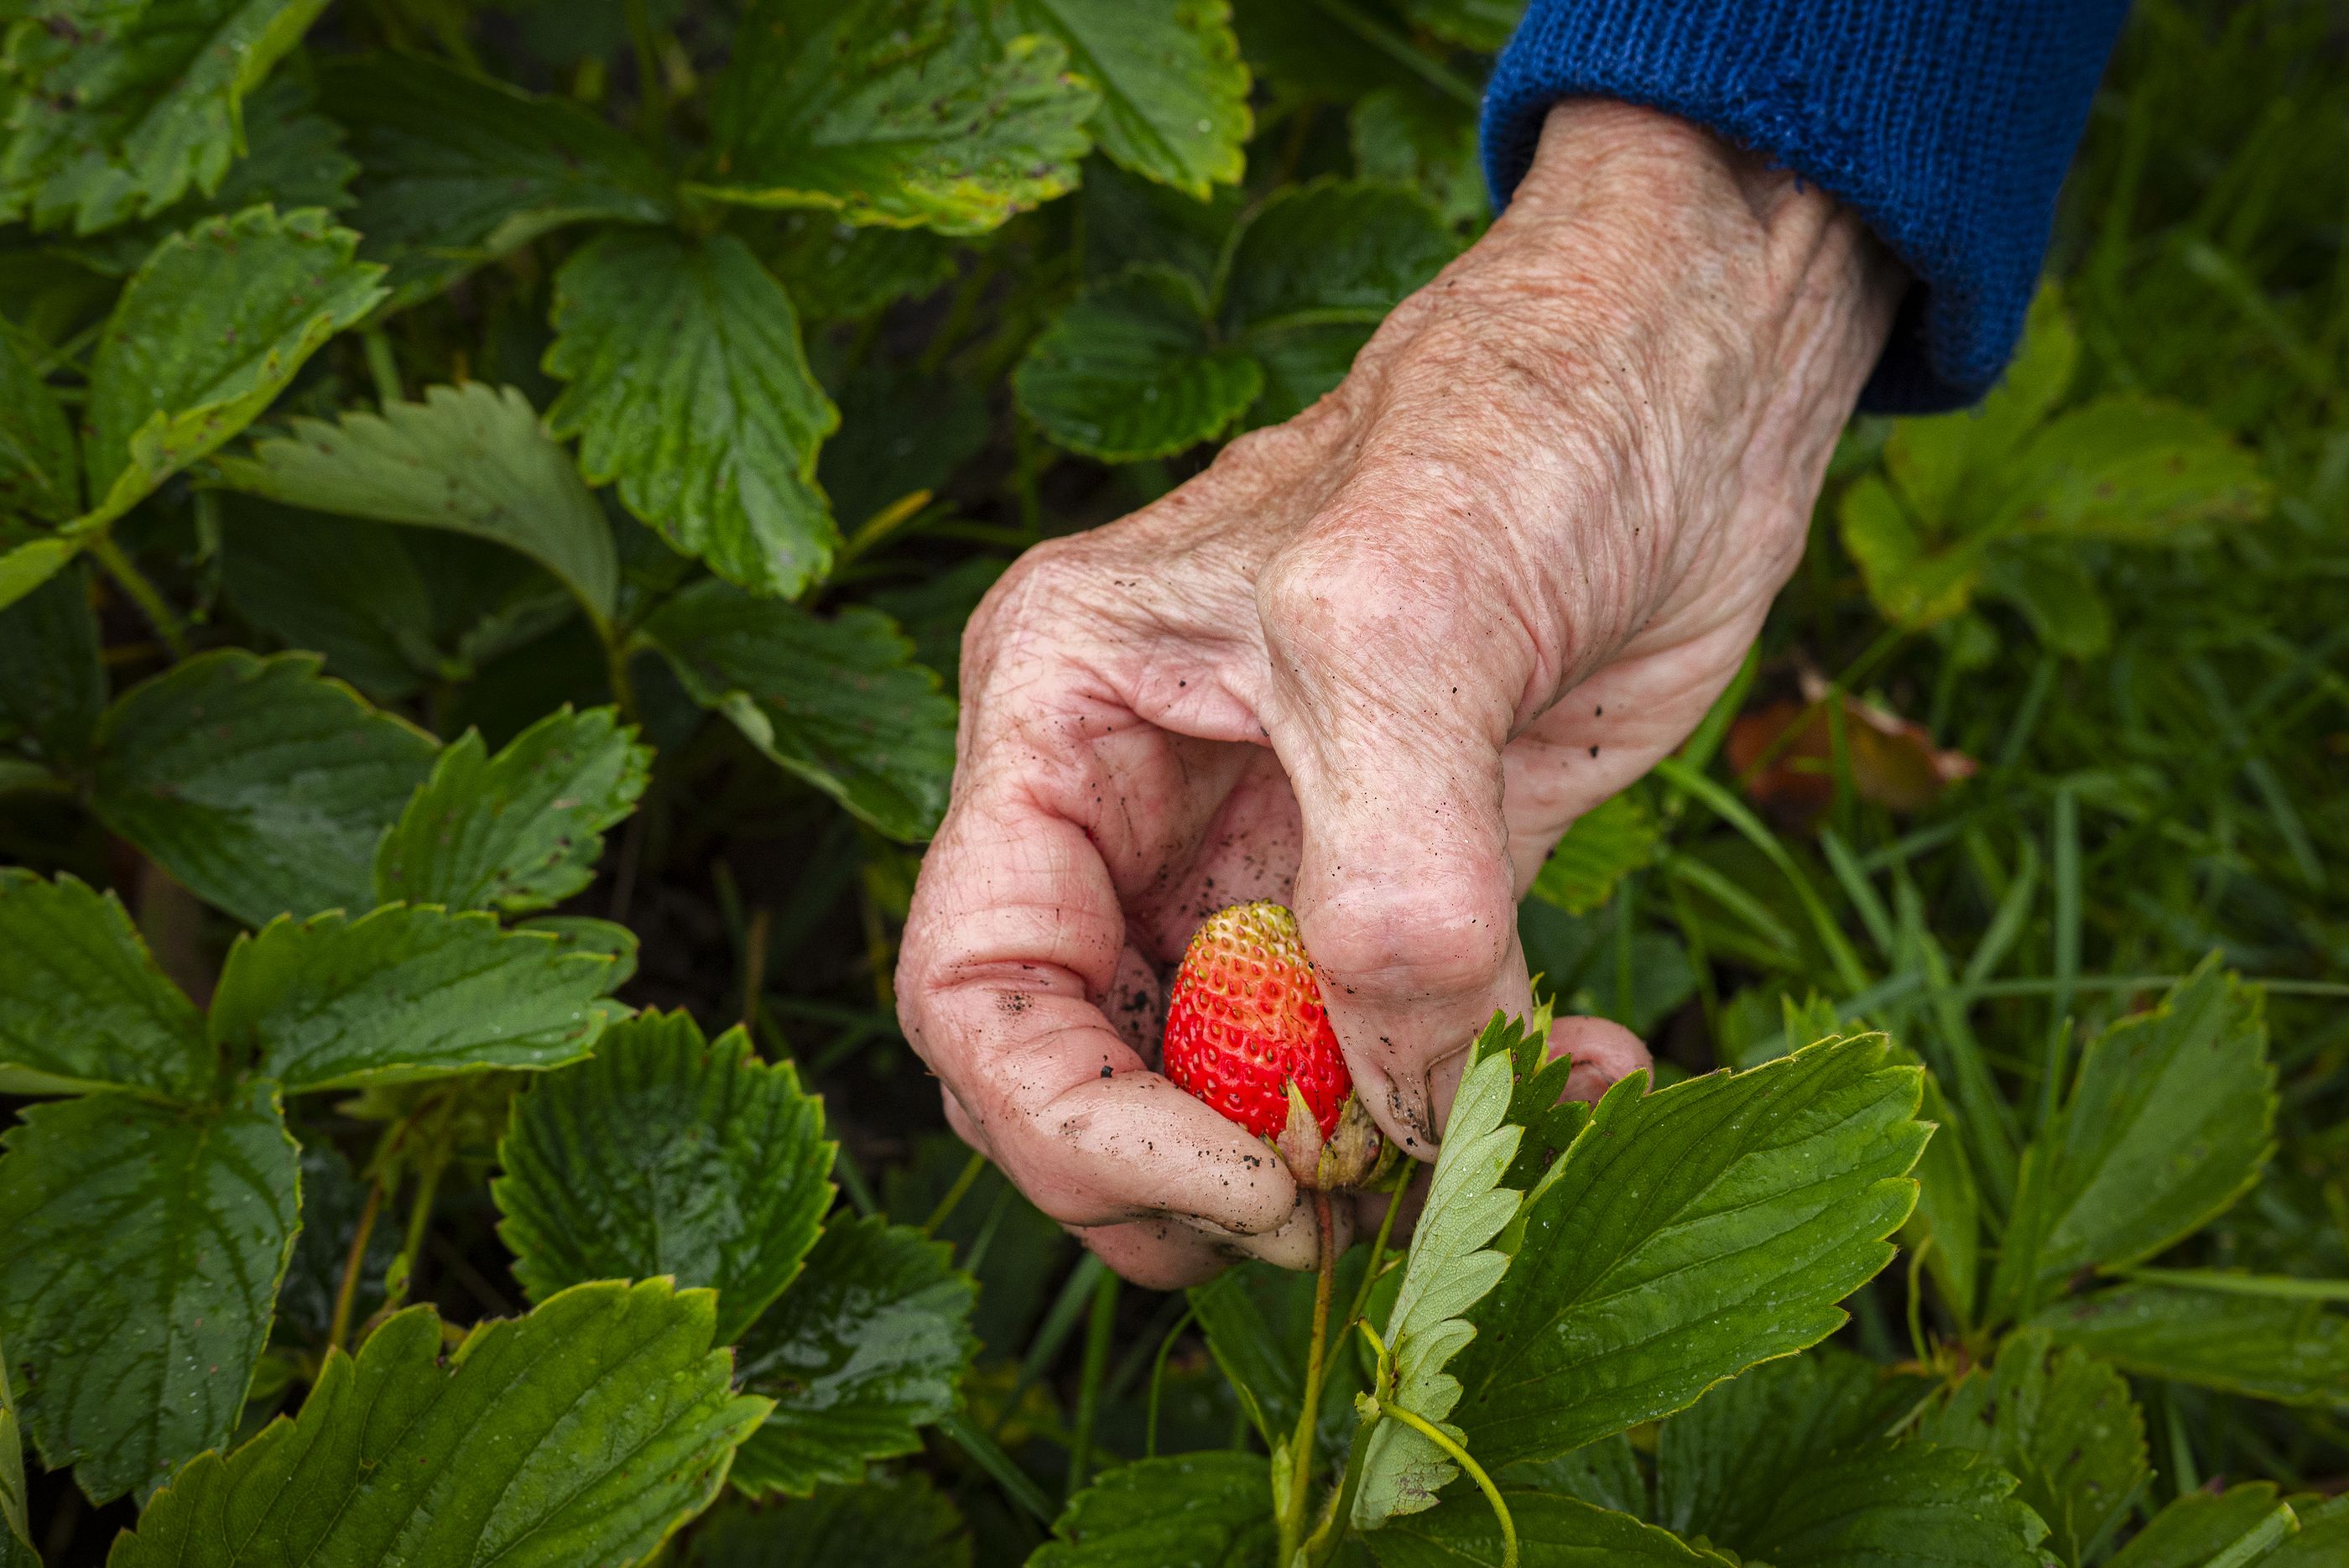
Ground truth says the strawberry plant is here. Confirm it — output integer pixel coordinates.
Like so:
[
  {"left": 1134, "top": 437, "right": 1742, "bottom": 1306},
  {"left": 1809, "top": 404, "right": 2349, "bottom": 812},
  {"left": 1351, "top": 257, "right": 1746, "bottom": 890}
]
[{"left": 3, "top": 2, "right": 2346, "bottom": 1565}]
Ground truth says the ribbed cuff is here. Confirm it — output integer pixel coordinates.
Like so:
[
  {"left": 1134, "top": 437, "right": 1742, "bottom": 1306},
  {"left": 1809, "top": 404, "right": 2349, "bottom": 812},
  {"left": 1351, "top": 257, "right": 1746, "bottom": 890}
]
[{"left": 1482, "top": 0, "right": 2129, "bottom": 412}]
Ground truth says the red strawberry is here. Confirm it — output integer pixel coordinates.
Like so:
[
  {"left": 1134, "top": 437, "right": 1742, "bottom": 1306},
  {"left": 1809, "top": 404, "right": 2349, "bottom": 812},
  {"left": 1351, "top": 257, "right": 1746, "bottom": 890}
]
[{"left": 1162, "top": 901, "right": 1381, "bottom": 1188}]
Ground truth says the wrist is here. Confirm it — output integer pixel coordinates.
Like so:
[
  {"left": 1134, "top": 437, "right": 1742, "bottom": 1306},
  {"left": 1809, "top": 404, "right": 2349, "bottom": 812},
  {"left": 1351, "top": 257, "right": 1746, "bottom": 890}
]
[{"left": 1503, "top": 99, "right": 1898, "bottom": 316}]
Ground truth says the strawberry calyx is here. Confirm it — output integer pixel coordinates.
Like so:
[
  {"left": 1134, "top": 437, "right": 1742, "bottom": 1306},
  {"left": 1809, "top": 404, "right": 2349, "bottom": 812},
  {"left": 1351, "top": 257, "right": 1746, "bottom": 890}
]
[{"left": 1276, "top": 1081, "right": 1388, "bottom": 1191}]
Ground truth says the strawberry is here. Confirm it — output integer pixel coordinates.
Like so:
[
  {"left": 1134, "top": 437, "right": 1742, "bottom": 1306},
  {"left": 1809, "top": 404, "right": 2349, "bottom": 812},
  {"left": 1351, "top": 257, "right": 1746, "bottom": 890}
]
[{"left": 1162, "top": 900, "right": 1381, "bottom": 1190}]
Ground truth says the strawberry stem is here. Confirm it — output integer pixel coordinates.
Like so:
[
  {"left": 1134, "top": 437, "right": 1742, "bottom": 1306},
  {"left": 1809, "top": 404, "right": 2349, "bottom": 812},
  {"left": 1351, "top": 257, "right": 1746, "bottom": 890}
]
[{"left": 1278, "top": 1190, "right": 1340, "bottom": 1567}]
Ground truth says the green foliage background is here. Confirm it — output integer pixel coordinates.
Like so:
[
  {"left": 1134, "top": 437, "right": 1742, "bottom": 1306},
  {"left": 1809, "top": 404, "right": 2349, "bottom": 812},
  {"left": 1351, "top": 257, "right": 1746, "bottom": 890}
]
[{"left": 0, "top": 1, "right": 2345, "bottom": 1564}]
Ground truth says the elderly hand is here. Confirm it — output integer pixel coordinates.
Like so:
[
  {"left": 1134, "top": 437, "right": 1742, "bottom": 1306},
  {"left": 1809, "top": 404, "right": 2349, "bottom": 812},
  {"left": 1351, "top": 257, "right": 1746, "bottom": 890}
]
[{"left": 895, "top": 100, "right": 1902, "bottom": 1287}]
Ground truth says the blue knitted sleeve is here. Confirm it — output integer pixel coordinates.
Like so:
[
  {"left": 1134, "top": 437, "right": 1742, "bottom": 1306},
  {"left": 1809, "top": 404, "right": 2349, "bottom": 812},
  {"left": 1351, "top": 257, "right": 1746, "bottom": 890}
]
[{"left": 1482, "top": 2, "right": 2130, "bottom": 412}]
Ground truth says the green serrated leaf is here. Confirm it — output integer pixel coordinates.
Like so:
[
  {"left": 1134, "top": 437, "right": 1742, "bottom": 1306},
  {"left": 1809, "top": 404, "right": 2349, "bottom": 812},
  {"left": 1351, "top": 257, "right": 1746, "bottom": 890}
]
[
  {"left": 1999, "top": 398, "right": 2272, "bottom": 541},
  {"left": 1003, "top": 0, "right": 1250, "bottom": 198},
  {"left": 2107, "top": 1483, "right": 2294, "bottom": 1568},
  {"left": 1855, "top": 284, "right": 2264, "bottom": 644},
  {"left": 1531, "top": 793, "right": 1661, "bottom": 917},
  {"left": 687, "top": 1475, "right": 971, "bottom": 1568},
  {"left": 79, "top": 204, "right": 383, "bottom": 527},
  {"left": 208, "top": 904, "right": 622, "bottom": 1094},
  {"left": 730, "top": 1216, "right": 977, "bottom": 1498},
  {"left": 373, "top": 706, "right": 648, "bottom": 914},
  {"left": 318, "top": 53, "right": 674, "bottom": 309},
  {"left": 1497, "top": 1433, "right": 1648, "bottom": 1519},
  {"left": 0, "top": 318, "right": 76, "bottom": 524},
  {"left": 644, "top": 579, "right": 956, "bottom": 841},
  {"left": 112, "top": 1281, "right": 770, "bottom": 1565},
  {"left": 766, "top": 213, "right": 962, "bottom": 323},
  {"left": 1219, "top": 178, "right": 1457, "bottom": 335},
  {"left": 1216, "top": 178, "right": 1456, "bottom": 420},
  {"left": 1886, "top": 284, "right": 2080, "bottom": 524},
  {"left": 1237, "top": 318, "right": 1372, "bottom": 425},
  {"left": 1696, "top": 1441, "right": 2048, "bottom": 1568},
  {"left": 882, "top": 1135, "right": 1067, "bottom": 1361},
  {"left": 0, "top": 0, "right": 330, "bottom": 233},
  {"left": 1366, "top": 1488, "right": 1732, "bottom": 1567},
  {"left": 214, "top": 381, "right": 618, "bottom": 628},
  {"left": 1354, "top": 1018, "right": 1527, "bottom": 1528},
  {"left": 515, "top": 914, "right": 639, "bottom": 992},
  {"left": 1015, "top": 265, "right": 1263, "bottom": 461},
  {"left": 52, "top": 76, "right": 357, "bottom": 276},
  {"left": 701, "top": 0, "right": 1097, "bottom": 235},
  {"left": 1654, "top": 1347, "right": 1927, "bottom": 1545},
  {"left": 0, "top": 1082, "right": 299, "bottom": 1504},
  {"left": 1032, "top": 1452, "right": 1272, "bottom": 1568},
  {"left": 1448, "top": 1034, "right": 1927, "bottom": 1472},
  {"left": 2032, "top": 1282, "right": 2349, "bottom": 1407},
  {"left": 1839, "top": 473, "right": 1985, "bottom": 629},
  {"left": 545, "top": 228, "right": 840, "bottom": 598},
  {"left": 1918, "top": 1329, "right": 2148, "bottom": 1565},
  {"left": 1482, "top": 1003, "right": 1586, "bottom": 1204},
  {"left": 0, "top": 560, "right": 102, "bottom": 761},
  {"left": 1651, "top": 1351, "right": 2048, "bottom": 1567},
  {"left": 92, "top": 649, "right": 438, "bottom": 927},
  {"left": 1990, "top": 959, "right": 2274, "bottom": 1323},
  {"left": 0, "top": 870, "right": 210, "bottom": 1097},
  {"left": 494, "top": 1010, "right": 836, "bottom": 1345}
]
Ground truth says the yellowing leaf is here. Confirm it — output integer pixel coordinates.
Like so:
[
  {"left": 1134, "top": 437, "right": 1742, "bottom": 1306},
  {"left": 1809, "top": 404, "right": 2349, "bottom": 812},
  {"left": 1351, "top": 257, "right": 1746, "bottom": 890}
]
[{"left": 702, "top": 0, "right": 1096, "bottom": 235}]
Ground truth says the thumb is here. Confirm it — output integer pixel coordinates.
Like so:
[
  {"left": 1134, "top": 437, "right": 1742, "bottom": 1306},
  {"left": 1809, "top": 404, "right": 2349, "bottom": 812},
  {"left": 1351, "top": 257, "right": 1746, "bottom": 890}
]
[{"left": 1256, "top": 555, "right": 1534, "bottom": 1160}]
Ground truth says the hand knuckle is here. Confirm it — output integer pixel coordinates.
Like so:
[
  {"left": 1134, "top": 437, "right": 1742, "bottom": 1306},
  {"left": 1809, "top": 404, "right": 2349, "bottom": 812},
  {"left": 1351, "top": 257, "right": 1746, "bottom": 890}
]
[{"left": 1314, "top": 876, "right": 1515, "bottom": 1000}]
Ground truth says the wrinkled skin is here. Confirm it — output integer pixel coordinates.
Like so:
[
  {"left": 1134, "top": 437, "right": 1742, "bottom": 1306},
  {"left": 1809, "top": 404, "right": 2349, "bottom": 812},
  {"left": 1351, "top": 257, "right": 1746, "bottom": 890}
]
[{"left": 896, "top": 101, "right": 1904, "bottom": 1287}]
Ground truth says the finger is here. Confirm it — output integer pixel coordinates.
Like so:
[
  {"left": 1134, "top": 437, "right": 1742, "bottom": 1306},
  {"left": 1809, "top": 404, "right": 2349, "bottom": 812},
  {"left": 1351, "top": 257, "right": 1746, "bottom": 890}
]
[
  {"left": 899, "top": 767, "right": 1299, "bottom": 1238},
  {"left": 1256, "top": 534, "right": 1534, "bottom": 1159},
  {"left": 1073, "top": 1217, "right": 1237, "bottom": 1290},
  {"left": 1546, "top": 1013, "right": 1654, "bottom": 1102},
  {"left": 1220, "top": 1190, "right": 1349, "bottom": 1271}
]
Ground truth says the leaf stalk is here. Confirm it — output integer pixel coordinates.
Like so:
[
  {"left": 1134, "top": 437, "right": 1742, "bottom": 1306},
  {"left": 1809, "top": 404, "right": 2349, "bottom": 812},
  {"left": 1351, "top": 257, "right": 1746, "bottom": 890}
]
[
  {"left": 1368, "top": 1401, "right": 1518, "bottom": 1568},
  {"left": 326, "top": 1177, "right": 387, "bottom": 1355},
  {"left": 86, "top": 532, "right": 190, "bottom": 659}
]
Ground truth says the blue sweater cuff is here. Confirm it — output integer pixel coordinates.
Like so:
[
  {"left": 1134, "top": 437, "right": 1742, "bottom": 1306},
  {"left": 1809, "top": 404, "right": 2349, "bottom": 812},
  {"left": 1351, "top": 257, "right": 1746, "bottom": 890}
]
[{"left": 1482, "top": 1, "right": 2129, "bottom": 413}]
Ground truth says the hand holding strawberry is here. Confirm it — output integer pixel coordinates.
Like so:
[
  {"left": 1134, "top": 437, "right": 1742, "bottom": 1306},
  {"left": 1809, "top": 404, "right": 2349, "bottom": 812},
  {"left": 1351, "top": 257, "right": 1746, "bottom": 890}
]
[
  {"left": 896, "top": 99, "right": 1899, "bottom": 1288},
  {"left": 1161, "top": 901, "right": 1384, "bottom": 1191}
]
